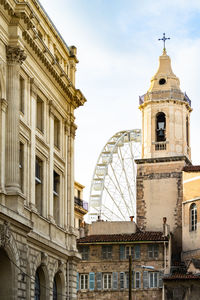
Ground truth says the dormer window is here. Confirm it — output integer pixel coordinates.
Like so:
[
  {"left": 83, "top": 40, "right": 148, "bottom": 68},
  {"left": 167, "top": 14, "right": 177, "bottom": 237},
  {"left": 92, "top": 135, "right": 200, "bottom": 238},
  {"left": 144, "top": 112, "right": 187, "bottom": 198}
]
[{"left": 156, "top": 112, "right": 166, "bottom": 142}]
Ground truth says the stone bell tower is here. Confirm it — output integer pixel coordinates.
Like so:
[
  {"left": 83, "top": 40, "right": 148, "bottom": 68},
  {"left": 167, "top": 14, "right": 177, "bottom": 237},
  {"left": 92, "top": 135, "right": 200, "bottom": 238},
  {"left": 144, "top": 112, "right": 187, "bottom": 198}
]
[{"left": 136, "top": 42, "right": 192, "bottom": 257}]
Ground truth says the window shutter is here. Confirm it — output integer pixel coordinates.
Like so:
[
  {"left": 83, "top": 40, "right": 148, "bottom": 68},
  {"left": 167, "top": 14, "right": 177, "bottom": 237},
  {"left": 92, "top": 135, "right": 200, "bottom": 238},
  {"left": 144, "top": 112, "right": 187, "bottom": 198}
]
[
  {"left": 120, "top": 245, "right": 125, "bottom": 260},
  {"left": 135, "top": 245, "right": 140, "bottom": 259},
  {"left": 159, "top": 272, "right": 163, "bottom": 288},
  {"left": 97, "top": 272, "right": 102, "bottom": 290},
  {"left": 120, "top": 272, "right": 124, "bottom": 289},
  {"left": 76, "top": 273, "right": 79, "bottom": 291},
  {"left": 143, "top": 271, "right": 149, "bottom": 289},
  {"left": 89, "top": 272, "right": 95, "bottom": 291},
  {"left": 132, "top": 270, "right": 134, "bottom": 289},
  {"left": 113, "top": 272, "right": 118, "bottom": 290}
]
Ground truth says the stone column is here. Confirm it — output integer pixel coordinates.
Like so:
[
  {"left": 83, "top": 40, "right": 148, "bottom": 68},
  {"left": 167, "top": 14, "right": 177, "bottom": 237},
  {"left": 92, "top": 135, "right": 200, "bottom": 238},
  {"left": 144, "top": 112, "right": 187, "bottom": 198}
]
[
  {"left": 68, "top": 258, "right": 77, "bottom": 300},
  {"left": 67, "top": 120, "right": 76, "bottom": 229},
  {"left": 0, "top": 99, "right": 8, "bottom": 194},
  {"left": 5, "top": 46, "right": 26, "bottom": 194}
]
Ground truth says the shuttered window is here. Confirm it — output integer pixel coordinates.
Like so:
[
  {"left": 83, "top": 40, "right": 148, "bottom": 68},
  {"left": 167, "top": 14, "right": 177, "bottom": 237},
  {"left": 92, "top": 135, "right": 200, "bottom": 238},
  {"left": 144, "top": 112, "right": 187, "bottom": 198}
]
[
  {"left": 148, "top": 244, "right": 159, "bottom": 259},
  {"left": 134, "top": 245, "right": 140, "bottom": 259},
  {"left": 119, "top": 245, "right": 125, "bottom": 260},
  {"left": 112, "top": 272, "right": 118, "bottom": 290},
  {"left": 89, "top": 272, "right": 95, "bottom": 290},
  {"left": 103, "top": 273, "right": 112, "bottom": 289},
  {"left": 135, "top": 271, "right": 141, "bottom": 288},
  {"left": 143, "top": 271, "right": 149, "bottom": 289}
]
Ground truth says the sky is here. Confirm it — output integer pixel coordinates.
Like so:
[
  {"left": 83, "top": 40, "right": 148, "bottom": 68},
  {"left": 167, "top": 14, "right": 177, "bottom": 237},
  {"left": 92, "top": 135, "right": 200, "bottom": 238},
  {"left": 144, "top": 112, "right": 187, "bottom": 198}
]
[{"left": 39, "top": 0, "right": 200, "bottom": 203}]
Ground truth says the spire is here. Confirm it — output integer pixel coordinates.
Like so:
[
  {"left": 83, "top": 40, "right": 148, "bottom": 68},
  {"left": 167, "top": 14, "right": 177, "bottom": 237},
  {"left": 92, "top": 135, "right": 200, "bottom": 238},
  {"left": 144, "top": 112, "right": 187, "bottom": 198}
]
[{"left": 148, "top": 50, "right": 180, "bottom": 92}]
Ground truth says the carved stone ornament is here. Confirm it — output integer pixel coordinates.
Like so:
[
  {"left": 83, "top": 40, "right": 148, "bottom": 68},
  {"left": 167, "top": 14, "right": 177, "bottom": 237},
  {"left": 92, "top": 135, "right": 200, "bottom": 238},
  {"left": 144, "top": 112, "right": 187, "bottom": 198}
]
[
  {"left": 41, "top": 251, "right": 48, "bottom": 266},
  {"left": 6, "top": 46, "right": 27, "bottom": 64},
  {"left": 0, "top": 221, "right": 11, "bottom": 248}
]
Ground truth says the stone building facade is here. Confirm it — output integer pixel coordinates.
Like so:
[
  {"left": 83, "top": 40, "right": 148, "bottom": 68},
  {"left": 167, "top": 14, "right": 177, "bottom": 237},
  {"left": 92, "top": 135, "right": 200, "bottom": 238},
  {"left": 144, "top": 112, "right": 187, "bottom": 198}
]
[
  {"left": 0, "top": 0, "right": 86, "bottom": 299},
  {"left": 74, "top": 182, "right": 88, "bottom": 235},
  {"left": 77, "top": 220, "right": 171, "bottom": 300}
]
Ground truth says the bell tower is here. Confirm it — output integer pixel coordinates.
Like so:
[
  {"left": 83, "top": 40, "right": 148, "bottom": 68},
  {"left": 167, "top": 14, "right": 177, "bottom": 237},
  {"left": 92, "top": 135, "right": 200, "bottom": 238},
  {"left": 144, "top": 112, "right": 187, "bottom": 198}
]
[{"left": 136, "top": 41, "right": 192, "bottom": 257}]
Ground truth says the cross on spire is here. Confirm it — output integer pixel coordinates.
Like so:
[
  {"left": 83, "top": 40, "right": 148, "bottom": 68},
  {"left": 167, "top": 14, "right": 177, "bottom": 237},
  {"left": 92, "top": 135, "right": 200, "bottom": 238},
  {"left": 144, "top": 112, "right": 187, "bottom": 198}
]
[{"left": 158, "top": 33, "right": 170, "bottom": 52}]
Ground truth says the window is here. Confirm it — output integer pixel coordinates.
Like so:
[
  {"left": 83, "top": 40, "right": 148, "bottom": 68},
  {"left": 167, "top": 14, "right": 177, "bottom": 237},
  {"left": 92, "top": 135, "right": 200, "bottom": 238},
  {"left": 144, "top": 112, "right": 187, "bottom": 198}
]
[
  {"left": 54, "top": 116, "right": 60, "bottom": 149},
  {"left": 149, "top": 272, "right": 159, "bottom": 288},
  {"left": 135, "top": 271, "right": 141, "bottom": 288},
  {"left": 53, "top": 278, "right": 57, "bottom": 300},
  {"left": 80, "top": 274, "right": 88, "bottom": 290},
  {"left": 148, "top": 244, "right": 159, "bottom": 259},
  {"left": 190, "top": 203, "right": 197, "bottom": 231},
  {"left": 53, "top": 171, "right": 60, "bottom": 224},
  {"left": 120, "top": 272, "right": 124, "bottom": 289},
  {"left": 135, "top": 245, "right": 140, "bottom": 259},
  {"left": 19, "top": 76, "right": 25, "bottom": 113},
  {"left": 36, "top": 96, "right": 44, "bottom": 132},
  {"left": 35, "top": 157, "right": 43, "bottom": 214},
  {"left": 156, "top": 112, "right": 166, "bottom": 142},
  {"left": 125, "top": 271, "right": 134, "bottom": 289},
  {"left": 125, "top": 246, "right": 134, "bottom": 259},
  {"left": 102, "top": 245, "right": 112, "bottom": 259},
  {"left": 19, "top": 142, "right": 24, "bottom": 192},
  {"left": 103, "top": 273, "right": 112, "bottom": 289},
  {"left": 80, "top": 246, "right": 89, "bottom": 260},
  {"left": 34, "top": 271, "right": 40, "bottom": 300}
]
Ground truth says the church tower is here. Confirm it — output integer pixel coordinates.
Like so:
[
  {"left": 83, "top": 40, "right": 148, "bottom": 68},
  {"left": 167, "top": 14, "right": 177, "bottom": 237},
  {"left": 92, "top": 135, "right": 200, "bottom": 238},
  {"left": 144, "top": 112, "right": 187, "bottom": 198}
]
[{"left": 136, "top": 42, "right": 192, "bottom": 256}]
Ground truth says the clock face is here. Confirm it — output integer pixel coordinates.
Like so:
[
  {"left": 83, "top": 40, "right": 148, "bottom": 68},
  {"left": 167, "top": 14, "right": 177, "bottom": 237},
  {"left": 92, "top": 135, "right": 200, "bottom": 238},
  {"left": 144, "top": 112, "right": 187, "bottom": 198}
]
[{"left": 159, "top": 78, "right": 166, "bottom": 85}]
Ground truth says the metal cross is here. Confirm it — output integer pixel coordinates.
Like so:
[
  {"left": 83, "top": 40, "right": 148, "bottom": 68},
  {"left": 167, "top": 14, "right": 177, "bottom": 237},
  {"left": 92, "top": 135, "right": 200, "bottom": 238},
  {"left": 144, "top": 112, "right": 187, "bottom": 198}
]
[{"left": 158, "top": 33, "right": 170, "bottom": 50}]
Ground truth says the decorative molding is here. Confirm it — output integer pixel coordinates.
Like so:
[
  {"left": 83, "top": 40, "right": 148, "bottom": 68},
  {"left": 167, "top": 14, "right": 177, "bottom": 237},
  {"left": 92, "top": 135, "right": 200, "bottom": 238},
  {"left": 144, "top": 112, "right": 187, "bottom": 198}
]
[
  {"left": 6, "top": 46, "right": 26, "bottom": 65},
  {"left": 41, "top": 251, "right": 48, "bottom": 266},
  {"left": 30, "top": 78, "right": 39, "bottom": 97},
  {"left": 0, "top": 221, "right": 11, "bottom": 248},
  {"left": 1, "top": 98, "right": 8, "bottom": 112}
]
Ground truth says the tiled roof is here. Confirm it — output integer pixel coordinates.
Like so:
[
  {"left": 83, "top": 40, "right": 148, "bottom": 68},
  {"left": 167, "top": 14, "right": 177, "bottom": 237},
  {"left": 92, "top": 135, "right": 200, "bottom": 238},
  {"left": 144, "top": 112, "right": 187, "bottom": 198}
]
[
  {"left": 77, "top": 231, "right": 168, "bottom": 244},
  {"left": 183, "top": 165, "right": 200, "bottom": 172},
  {"left": 164, "top": 273, "right": 200, "bottom": 280}
]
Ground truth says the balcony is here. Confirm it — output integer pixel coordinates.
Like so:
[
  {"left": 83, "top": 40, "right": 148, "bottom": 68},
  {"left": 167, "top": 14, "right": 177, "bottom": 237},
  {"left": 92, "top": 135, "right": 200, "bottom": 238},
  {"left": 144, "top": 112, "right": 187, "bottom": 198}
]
[{"left": 74, "top": 197, "right": 88, "bottom": 211}]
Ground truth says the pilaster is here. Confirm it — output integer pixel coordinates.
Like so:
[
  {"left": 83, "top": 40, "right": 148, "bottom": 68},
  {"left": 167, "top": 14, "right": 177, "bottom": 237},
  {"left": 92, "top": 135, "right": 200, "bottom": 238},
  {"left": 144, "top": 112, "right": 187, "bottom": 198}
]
[
  {"left": 48, "top": 101, "right": 55, "bottom": 222},
  {"left": 0, "top": 98, "right": 8, "bottom": 194},
  {"left": 29, "top": 78, "right": 38, "bottom": 211},
  {"left": 5, "top": 46, "right": 26, "bottom": 195}
]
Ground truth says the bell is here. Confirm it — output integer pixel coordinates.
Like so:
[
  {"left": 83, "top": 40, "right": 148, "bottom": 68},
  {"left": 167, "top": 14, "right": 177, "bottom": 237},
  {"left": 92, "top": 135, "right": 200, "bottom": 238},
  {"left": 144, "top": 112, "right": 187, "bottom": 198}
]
[{"left": 158, "top": 129, "right": 164, "bottom": 137}]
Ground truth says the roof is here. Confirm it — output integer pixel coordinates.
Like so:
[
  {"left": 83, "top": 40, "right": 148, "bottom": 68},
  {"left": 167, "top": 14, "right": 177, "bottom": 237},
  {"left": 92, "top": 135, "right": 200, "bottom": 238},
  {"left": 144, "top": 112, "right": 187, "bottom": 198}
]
[
  {"left": 164, "top": 273, "right": 200, "bottom": 280},
  {"left": 77, "top": 231, "right": 168, "bottom": 244},
  {"left": 183, "top": 165, "right": 200, "bottom": 172}
]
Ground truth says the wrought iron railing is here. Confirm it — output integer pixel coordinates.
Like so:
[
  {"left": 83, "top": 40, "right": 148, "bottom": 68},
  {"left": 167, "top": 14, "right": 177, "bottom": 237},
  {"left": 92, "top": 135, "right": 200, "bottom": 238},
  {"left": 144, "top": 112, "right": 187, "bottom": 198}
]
[{"left": 74, "top": 197, "right": 88, "bottom": 211}]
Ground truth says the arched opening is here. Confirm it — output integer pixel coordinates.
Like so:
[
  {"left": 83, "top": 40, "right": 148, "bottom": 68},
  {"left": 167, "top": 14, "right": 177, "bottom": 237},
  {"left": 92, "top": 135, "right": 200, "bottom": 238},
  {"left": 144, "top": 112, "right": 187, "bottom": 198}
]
[
  {"left": 34, "top": 266, "right": 48, "bottom": 300},
  {"left": 156, "top": 112, "right": 166, "bottom": 142},
  {"left": 190, "top": 203, "right": 197, "bottom": 231},
  {"left": 0, "top": 248, "right": 13, "bottom": 299},
  {"left": 53, "top": 272, "right": 63, "bottom": 300}
]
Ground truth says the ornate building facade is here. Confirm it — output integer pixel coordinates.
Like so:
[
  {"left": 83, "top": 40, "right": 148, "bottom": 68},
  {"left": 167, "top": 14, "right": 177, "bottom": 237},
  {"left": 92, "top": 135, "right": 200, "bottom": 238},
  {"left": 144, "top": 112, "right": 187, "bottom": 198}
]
[{"left": 0, "top": 0, "right": 86, "bottom": 299}]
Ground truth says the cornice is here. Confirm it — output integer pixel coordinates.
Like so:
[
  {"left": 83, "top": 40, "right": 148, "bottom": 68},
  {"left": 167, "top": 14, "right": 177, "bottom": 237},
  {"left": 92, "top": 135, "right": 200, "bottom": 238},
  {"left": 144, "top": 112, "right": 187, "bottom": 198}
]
[
  {"left": 0, "top": 0, "right": 87, "bottom": 109},
  {"left": 139, "top": 98, "right": 192, "bottom": 112},
  {"left": 135, "top": 155, "right": 192, "bottom": 165}
]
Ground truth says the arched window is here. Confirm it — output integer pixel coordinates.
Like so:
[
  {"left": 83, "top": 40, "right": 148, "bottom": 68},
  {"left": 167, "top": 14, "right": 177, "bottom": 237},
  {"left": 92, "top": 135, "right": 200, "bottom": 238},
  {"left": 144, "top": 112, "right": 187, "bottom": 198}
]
[
  {"left": 156, "top": 112, "right": 166, "bottom": 142},
  {"left": 53, "top": 278, "right": 57, "bottom": 300},
  {"left": 53, "top": 272, "right": 62, "bottom": 300},
  {"left": 34, "top": 266, "right": 48, "bottom": 299},
  {"left": 34, "top": 270, "right": 40, "bottom": 300},
  {"left": 190, "top": 203, "right": 197, "bottom": 231}
]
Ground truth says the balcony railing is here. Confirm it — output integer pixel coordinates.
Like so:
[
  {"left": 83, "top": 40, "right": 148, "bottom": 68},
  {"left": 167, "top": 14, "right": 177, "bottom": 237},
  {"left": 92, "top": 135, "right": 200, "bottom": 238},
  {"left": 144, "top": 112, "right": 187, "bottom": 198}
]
[{"left": 74, "top": 197, "right": 88, "bottom": 211}]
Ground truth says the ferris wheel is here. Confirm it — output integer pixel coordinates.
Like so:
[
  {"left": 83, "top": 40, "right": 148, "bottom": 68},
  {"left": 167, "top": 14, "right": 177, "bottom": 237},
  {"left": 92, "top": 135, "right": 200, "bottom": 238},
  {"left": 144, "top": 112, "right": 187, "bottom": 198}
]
[{"left": 88, "top": 129, "right": 141, "bottom": 223}]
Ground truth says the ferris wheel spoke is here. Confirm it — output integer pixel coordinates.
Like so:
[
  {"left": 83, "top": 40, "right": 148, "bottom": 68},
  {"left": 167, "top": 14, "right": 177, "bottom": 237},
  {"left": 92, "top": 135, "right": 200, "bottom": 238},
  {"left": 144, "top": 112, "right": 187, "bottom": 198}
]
[{"left": 103, "top": 185, "right": 127, "bottom": 219}]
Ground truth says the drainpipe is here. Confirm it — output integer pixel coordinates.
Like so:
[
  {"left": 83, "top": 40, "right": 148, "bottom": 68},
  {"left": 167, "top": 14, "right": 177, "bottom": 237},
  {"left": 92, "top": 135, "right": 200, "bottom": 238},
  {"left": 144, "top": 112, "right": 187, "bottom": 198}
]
[{"left": 67, "top": 260, "right": 69, "bottom": 300}]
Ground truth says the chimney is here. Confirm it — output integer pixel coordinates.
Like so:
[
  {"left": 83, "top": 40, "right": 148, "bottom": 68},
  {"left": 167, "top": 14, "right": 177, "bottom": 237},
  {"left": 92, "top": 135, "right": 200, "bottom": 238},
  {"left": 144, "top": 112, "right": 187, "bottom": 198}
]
[
  {"left": 163, "top": 217, "right": 170, "bottom": 236},
  {"left": 130, "top": 216, "right": 134, "bottom": 222}
]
